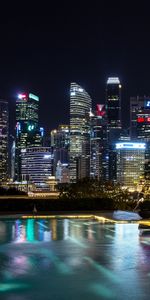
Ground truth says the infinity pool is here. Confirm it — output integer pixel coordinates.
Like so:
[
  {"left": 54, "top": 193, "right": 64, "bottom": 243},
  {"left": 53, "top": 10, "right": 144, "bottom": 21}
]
[{"left": 0, "top": 218, "right": 150, "bottom": 300}]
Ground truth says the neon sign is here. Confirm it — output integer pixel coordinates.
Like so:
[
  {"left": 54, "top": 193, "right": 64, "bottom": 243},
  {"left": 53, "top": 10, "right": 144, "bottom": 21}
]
[
  {"left": 137, "top": 117, "right": 144, "bottom": 123},
  {"left": 29, "top": 93, "right": 39, "bottom": 101},
  {"left": 116, "top": 142, "right": 146, "bottom": 149},
  {"left": 18, "top": 94, "right": 26, "bottom": 99},
  {"left": 28, "top": 125, "right": 35, "bottom": 131},
  {"left": 137, "top": 117, "right": 150, "bottom": 123}
]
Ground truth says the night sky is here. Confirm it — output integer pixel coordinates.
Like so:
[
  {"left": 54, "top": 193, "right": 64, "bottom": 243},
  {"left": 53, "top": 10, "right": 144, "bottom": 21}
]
[{"left": 0, "top": 3, "right": 150, "bottom": 133}]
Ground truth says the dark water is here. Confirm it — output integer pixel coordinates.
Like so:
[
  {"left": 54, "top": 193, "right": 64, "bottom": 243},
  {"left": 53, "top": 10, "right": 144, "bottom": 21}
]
[{"left": 0, "top": 218, "right": 150, "bottom": 299}]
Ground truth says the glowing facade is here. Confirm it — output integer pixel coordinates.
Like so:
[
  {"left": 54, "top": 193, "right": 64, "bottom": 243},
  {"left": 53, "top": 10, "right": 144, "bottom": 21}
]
[
  {"left": 130, "top": 96, "right": 150, "bottom": 178},
  {"left": 130, "top": 96, "right": 150, "bottom": 139},
  {"left": 116, "top": 142, "right": 146, "bottom": 187},
  {"left": 90, "top": 104, "right": 108, "bottom": 181},
  {"left": 21, "top": 147, "right": 52, "bottom": 190},
  {"left": 69, "top": 83, "right": 92, "bottom": 182},
  {"left": 15, "top": 93, "right": 43, "bottom": 180},
  {"left": 51, "top": 125, "right": 69, "bottom": 175},
  {"left": 0, "top": 100, "right": 9, "bottom": 182},
  {"left": 106, "top": 77, "right": 122, "bottom": 134}
]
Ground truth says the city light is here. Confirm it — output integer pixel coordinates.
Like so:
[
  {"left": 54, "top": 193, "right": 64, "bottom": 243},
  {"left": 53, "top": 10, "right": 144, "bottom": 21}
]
[
  {"left": 29, "top": 93, "right": 39, "bottom": 101},
  {"left": 28, "top": 125, "right": 35, "bottom": 131},
  {"left": 44, "top": 154, "right": 51, "bottom": 159},
  {"left": 107, "top": 77, "right": 120, "bottom": 84},
  {"left": 116, "top": 142, "right": 146, "bottom": 149},
  {"left": 18, "top": 94, "right": 26, "bottom": 99}
]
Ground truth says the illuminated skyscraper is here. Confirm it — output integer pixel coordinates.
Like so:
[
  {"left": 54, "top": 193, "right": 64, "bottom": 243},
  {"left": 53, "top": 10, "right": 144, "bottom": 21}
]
[
  {"left": 130, "top": 96, "right": 150, "bottom": 179},
  {"left": 0, "top": 100, "right": 9, "bottom": 182},
  {"left": 90, "top": 104, "right": 108, "bottom": 181},
  {"left": 136, "top": 109, "right": 150, "bottom": 141},
  {"left": 116, "top": 142, "right": 145, "bottom": 188},
  {"left": 51, "top": 125, "right": 69, "bottom": 174},
  {"left": 130, "top": 96, "right": 150, "bottom": 139},
  {"left": 21, "top": 147, "right": 52, "bottom": 190},
  {"left": 106, "top": 77, "right": 122, "bottom": 182},
  {"left": 15, "top": 93, "right": 43, "bottom": 181},
  {"left": 136, "top": 105, "right": 150, "bottom": 179},
  {"left": 69, "top": 83, "right": 92, "bottom": 182},
  {"left": 106, "top": 77, "right": 121, "bottom": 130}
]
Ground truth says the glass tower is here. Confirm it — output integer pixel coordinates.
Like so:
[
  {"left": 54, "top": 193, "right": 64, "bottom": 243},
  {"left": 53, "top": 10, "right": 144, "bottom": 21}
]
[
  {"left": 130, "top": 96, "right": 150, "bottom": 179},
  {"left": 69, "top": 83, "right": 92, "bottom": 182},
  {"left": 106, "top": 77, "right": 122, "bottom": 182},
  {"left": 116, "top": 142, "right": 146, "bottom": 188},
  {"left": 15, "top": 93, "right": 42, "bottom": 181},
  {"left": 21, "top": 147, "right": 52, "bottom": 190},
  {"left": 51, "top": 125, "right": 69, "bottom": 174},
  {"left": 130, "top": 96, "right": 149, "bottom": 139},
  {"left": 90, "top": 104, "right": 108, "bottom": 181},
  {"left": 0, "top": 100, "right": 9, "bottom": 182},
  {"left": 106, "top": 77, "right": 121, "bottom": 130}
]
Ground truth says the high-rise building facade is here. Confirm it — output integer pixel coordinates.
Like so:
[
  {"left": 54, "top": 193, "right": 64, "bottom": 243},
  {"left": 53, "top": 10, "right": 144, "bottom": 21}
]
[
  {"left": 130, "top": 96, "right": 150, "bottom": 179},
  {"left": 116, "top": 142, "right": 146, "bottom": 188},
  {"left": 106, "top": 77, "right": 122, "bottom": 182},
  {"left": 136, "top": 107, "right": 150, "bottom": 179},
  {"left": 130, "top": 96, "right": 150, "bottom": 139},
  {"left": 69, "top": 83, "right": 92, "bottom": 182},
  {"left": 51, "top": 125, "right": 69, "bottom": 176},
  {"left": 106, "top": 77, "right": 122, "bottom": 131},
  {"left": 15, "top": 93, "right": 43, "bottom": 181},
  {"left": 21, "top": 147, "right": 52, "bottom": 190},
  {"left": 136, "top": 108, "right": 150, "bottom": 141},
  {"left": 90, "top": 104, "right": 108, "bottom": 181},
  {"left": 55, "top": 161, "right": 70, "bottom": 183},
  {"left": 0, "top": 100, "right": 9, "bottom": 182}
]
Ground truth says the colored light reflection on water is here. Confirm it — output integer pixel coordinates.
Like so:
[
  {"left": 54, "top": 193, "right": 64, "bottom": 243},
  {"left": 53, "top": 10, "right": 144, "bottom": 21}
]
[{"left": 0, "top": 218, "right": 150, "bottom": 299}]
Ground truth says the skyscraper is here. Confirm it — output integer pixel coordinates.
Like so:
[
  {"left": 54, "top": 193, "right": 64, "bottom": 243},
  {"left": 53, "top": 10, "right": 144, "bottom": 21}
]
[
  {"left": 21, "top": 147, "right": 52, "bottom": 190},
  {"left": 106, "top": 77, "right": 121, "bottom": 130},
  {"left": 130, "top": 96, "right": 150, "bottom": 179},
  {"left": 136, "top": 108, "right": 150, "bottom": 141},
  {"left": 0, "top": 100, "right": 9, "bottom": 182},
  {"left": 130, "top": 96, "right": 150, "bottom": 139},
  {"left": 15, "top": 93, "right": 43, "bottom": 181},
  {"left": 106, "top": 77, "right": 122, "bottom": 144},
  {"left": 51, "top": 125, "right": 69, "bottom": 175},
  {"left": 116, "top": 142, "right": 146, "bottom": 188},
  {"left": 90, "top": 104, "right": 108, "bottom": 181},
  {"left": 136, "top": 105, "right": 150, "bottom": 179},
  {"left": 69, "top": 83, "right": 92, "bottom": 182},
  {"left": 106, "top": 77, "right": 122, "bottom": 182}
]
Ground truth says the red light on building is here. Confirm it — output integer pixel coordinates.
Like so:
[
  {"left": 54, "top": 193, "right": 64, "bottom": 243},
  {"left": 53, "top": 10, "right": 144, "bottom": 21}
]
[
  {"left": 147, "top": 117, "right": 150, "bottom": 122},
  {"left": 96, "top": 104, "right": 106, "bottom": 117},
  {"left": 18, "top": 94, "right": 27, "bottom": 99},
  {"left": 137, "top": 117, "right": 144, "bottom": 123}
]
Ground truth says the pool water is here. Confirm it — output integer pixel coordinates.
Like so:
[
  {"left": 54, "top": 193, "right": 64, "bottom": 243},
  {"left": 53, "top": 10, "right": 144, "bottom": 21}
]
[{"left": 0, "top": 218, "right": 150, "bottom": 300}]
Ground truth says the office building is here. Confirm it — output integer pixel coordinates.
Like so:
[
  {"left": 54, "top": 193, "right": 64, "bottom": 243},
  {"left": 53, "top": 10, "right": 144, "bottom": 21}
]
[
  {"left": 136, "top": 107, "right": 150, "bottom": 179},
  {"left": 21, "top": 147, "right": 53, "bottom": 190},
  {"left": 106, "top": 77, "right": 122, "bottom": 132},
  {"left": 130, "top": 96, "right": 150, "bottom": 139},
  {"left": 130, "top": 96, "right": 150, "bottom": 179},
  {"left": 51, "top": 125, "right": 69, "bottom": 175},
  {"left": 69, "top": 83, "right": 92, "bottom": 182},
  {"left": 116, "top": 142, "right": 146, "bottom": 188},
  {"left": 90, "top": 104, "right": 108, "bottom": 181},
  {"left": 55, "top": 161, "right": 70, "bottom": 183},
  {"left": 15, "top": 93, "right": 43, "bottom": 181},
  {"left": 0, "top": 100, "right": 9, "bottom": 182},
  {"left": 106, "top": 77, "right": 122, "bottom": 182}
]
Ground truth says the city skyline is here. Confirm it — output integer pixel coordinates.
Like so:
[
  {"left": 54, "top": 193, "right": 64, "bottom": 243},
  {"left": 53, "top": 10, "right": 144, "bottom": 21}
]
[
  {"left": 1, "top": 4, "right": 150, "bottom": 131},
  {"left": 3, "top": 81, "right": 150, "bottom": 136}
]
